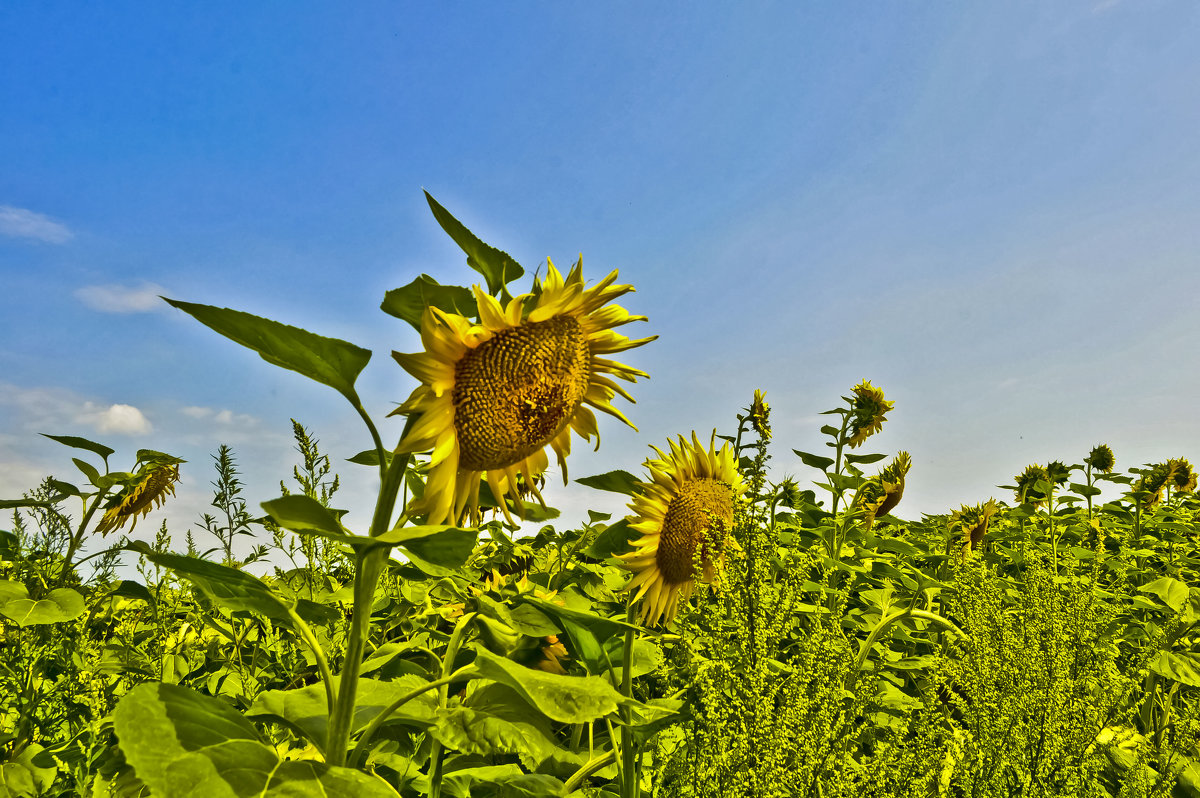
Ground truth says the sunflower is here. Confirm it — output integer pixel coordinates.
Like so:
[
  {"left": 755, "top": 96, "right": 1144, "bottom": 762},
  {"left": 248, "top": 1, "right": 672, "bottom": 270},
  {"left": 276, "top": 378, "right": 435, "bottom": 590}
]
[
  {"left": 392, "top": 258, "right": 654, "bottom": 526},
  {"left": 96, "top": 460, "right": 182, "bottom": 535},
  {"left": 851, "top": 451, "right": 912, "bottom": 530},
  {"left": 1167, "top": 458, "right": 1197, "bottom": 494},
  {"left": 1013, "top": 464, "right": 1050, "bottom": 506},
  {"left": 747, "top": 389, "right": 771, "bottom": 441},
  {"left": 1085, "top": 444, "right": 1115, "bottom": 474},
  {"left": 846, "top": 380, "right": 894, "bottom": 448},
  {"left": 952, "top": 499, "right": 999, "bottom": 557},
  {"left": 620, "top": 433, "right": 746, "bottom": 627}
]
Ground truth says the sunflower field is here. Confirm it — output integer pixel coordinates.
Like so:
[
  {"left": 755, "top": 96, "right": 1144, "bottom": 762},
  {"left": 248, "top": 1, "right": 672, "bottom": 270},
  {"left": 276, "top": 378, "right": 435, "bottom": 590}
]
[{"left": 5, "top": 196, "right": 1200, "bottom": 798}]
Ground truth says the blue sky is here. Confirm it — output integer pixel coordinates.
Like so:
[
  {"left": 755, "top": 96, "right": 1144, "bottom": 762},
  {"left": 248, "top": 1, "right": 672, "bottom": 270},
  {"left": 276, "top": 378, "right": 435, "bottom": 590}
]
[{"left": 3, "top": 2, "right": 1199, "bottom": 555}]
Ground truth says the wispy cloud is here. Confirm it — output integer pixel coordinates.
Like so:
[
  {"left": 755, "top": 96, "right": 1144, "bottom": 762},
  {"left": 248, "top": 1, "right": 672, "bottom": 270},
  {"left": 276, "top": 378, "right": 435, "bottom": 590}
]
[
  {"left": 180, "top": 406, "right": 258, "bottom": 427},
  {"left": 0, "top": 383, "right": 152, "bottom": 436},
  {"left": 75, "top": 282, "right": 168, "bottom": 314},
  {"left": 0, "top": 205, "right": 73, "bottom": 244}
]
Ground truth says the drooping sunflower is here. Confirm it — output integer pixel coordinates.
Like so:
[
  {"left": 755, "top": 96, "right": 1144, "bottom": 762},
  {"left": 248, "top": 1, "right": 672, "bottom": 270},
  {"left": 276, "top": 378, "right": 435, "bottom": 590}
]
[
  {"left": 392, "top": 258, "right": 655, "bottom": 526},
  {"left": 620, "top": 433, "right": 746, "bottom": 627},
  {"left": 851, "top": 451, "right": 912, "bottom": 530},
  {"left": 96, "top": 459, "right": 183, "bottom": 535},
  {"left": 1013, "top": 463, "right": 1051, "bottom": 506},
  {"left": 1167, "top": 458, "right": 1197, "bottom": 494},
  {"left": 1085, "top": 444, "right": 1115, "bottom": 474},
  {"left": 846, "top": 380, "right": 894, "bottom": 448},
  {"left": 952, "top": 499, "right": 999, "bottom": 557}
]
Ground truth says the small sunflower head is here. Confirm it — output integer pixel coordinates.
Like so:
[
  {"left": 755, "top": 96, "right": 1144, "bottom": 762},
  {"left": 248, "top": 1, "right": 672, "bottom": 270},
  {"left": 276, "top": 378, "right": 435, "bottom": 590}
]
[
  {"left": 97, "top": 456, "right": 184, "bottom": 535},
  {"left": 1136, "top": 462, "right": 1176, "bottom": 509},
  {"left": 846, "top": 380, "right": 894, "bottom": 449},
  {"left": 952, "top": 499, "right": 999, "bottom": 555},
  {"left": 775, "top": 476, "right": 802, "bottom": 509},
  {"left": 1085, "top": 444, "right": 1115, "bottom": 474},
  {"left": 747, "top": 389, "right": 771, "bottom": 441},
  {"left": 1168, "top": 458, "right": 1198, "bottom": 494},
  {"left": 875, "top": 451, "right": 911, "bottom": 518},
  {"left": 1045, "top": 460, "right": 1071, "bottom": 487},
  {"left": 1014, "top": 463, "right": 1050, "bottom": 506}
]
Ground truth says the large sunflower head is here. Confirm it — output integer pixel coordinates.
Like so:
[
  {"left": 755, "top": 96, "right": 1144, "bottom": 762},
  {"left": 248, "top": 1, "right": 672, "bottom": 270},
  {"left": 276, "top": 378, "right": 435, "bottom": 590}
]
[
  {"left": 619, "top": 432, "right": 746, "bottom": 627},
  {"left": 392, "top": 258, "right": 655, "bottom": 526},
  {"left": 846, "top": 380, "right": 894, "bottom": 448},
  {"left": 96, "top": 456, "right": 184, "bottom": 535}
]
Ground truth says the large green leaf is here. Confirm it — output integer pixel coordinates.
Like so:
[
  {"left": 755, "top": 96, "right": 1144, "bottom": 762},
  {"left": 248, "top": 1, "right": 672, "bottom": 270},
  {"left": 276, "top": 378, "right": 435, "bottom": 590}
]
[
  {"left": 39, "top": 433, "right": 114, "bottom": 460},
  {"left": 793, "top": 449, "right": 835, "bottom": 472},
  {"left": 0, "top": 580, "right": 26, "bottom": 604},
  {"left": 261, "top": 495, "right": 350, "bottom": 539},
  {"left": 1, "top": 587, "right": 85, "bottom": 626},
  {"left": 1139, "top": 576, "right": 1191, "bottom": 612},
  {"left": 425, "top": 192, "right": 524, "bottom": 296},
  {"left": 376, "top": 524, "right": 478, "bottom": 576},
  {"left": 114, "top": 683, "right": 399, "bottom": 797},
  {"left": 575, "top": 470, "right": 641, "bottom": 496},
  {"left": 584, "top": 518, "right": 637, "bottom": 559},
  {"left": 126, "top": 543, "right": 335, "bottom": 626},
  {"left": 381, "top": 274, "right": 477, "bottom": 331},
  {"left": 248, "top": 675, "right": 437, "bottom": 752},
  {"left": 467, "top": 645, "right": 624, "bottom": 724},
  {"left": 1148, "top": 650, "right": 1200, "bottom": 687},
  {"left": 163, "top": 298, "right": 371, "bottom": 405}
]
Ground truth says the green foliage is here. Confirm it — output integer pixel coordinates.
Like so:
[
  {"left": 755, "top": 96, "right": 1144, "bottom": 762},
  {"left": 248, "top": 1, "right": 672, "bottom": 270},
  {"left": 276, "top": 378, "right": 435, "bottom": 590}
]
[{"left": 4, "top": 198, "right": 1200, "bottom": 798}]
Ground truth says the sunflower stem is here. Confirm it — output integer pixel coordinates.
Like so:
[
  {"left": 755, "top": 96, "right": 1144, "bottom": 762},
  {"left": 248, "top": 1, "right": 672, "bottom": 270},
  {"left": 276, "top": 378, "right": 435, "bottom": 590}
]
[
  {"left": 325, "top": 417, "right": 415, "bottom": 768},
  {"left": 429, "top": 612, "right": 477, "bottom": 798},
  {"left": 619, "top": 600, "right": 639, "bottom": 798}
]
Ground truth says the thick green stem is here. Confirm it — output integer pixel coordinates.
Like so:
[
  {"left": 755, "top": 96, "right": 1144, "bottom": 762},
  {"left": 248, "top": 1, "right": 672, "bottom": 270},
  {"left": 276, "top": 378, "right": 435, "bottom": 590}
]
[
  {"left": 619, "top": 601, "right": 639, "bottom": 798},
  {"left": 565, "top": 750, "right": 618, "bottom": 793},
  {"left": 323, "top": 420, "right": 412, "bottom": 768},
  {"left": 428, "top": 612, "right": 478, "bottom": 798}
]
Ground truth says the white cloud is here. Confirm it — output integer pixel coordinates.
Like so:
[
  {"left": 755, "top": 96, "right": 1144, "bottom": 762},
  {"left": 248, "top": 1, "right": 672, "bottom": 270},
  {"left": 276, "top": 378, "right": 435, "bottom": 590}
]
[
  {"left": 76, "top": 402, "right": 153, "bottom": 435},
  {"left": 75, "top": 282, "right": 168, "bottom": 314},
  {"left": 0, "top": 205, "right": 73, "bottom": 244},
  {"left": 181, "top": 406, "right": 212, "bottom": 419}
]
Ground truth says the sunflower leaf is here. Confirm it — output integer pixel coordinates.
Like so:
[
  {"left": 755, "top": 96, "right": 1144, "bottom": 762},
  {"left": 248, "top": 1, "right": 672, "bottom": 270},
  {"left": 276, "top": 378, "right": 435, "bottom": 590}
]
[
  {"left": 425, "top": 192, "right": 525, "bottom": 296},
  {"left": 376, "top": 525, "right": 479, "bottom": 575},
  {"left": 39, "top": 433, "right": 115, "bottom": 460},
  {"left": 123, "top": 542, "right": 335, "bottom": 627},
  {"left": 381, "top": 274, "right": 478, "bottom": 331},
  {"left": 1, "top": 587, "right": 85, "bottom": 626},
  {"left": 114, "top": 683, "right": 400, "bottom": 798},
  {"left": 585, "top": 518, "right": 637, "bottom": 559},
  {"left": 576, "top": 470, "right": 641, "bottom": 496},
  {"left": 163, "top": 298, "right": 371, "bottom": 407},
  {"left": 793, "top": 449, "right": 835, "bottom": 472},
  {"left": 467, "top": 644, "right": 625, "bottom": 724},
  {"left": 261, "top": 495, "right": 350, "bottom": 538}
]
